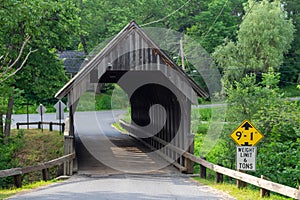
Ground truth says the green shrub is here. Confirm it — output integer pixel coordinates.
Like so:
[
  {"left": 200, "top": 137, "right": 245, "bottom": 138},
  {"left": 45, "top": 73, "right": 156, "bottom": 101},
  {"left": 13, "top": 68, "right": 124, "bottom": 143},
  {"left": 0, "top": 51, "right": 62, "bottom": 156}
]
[
  {"left": 95, "top": 94, "right": 112, "bottom": 110},
  {"left": 0, "top": 130, "right": 24, "bottom": 188}
]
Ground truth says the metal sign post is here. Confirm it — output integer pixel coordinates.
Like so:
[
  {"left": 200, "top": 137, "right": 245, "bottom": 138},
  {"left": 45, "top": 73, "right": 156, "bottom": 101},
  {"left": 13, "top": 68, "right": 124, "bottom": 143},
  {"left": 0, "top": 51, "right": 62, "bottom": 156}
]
[
  {"left": 36, "top": 104, "right": 47, "bottom": 132},
  {"left": 27, "top": 104, "right": 29, "bottom": 129},
  {"left": 20, "top": 101, "right": 33, "bottom": 129},
  {"left": 54, "top": 100, "right": 66, "bottom": 134}
]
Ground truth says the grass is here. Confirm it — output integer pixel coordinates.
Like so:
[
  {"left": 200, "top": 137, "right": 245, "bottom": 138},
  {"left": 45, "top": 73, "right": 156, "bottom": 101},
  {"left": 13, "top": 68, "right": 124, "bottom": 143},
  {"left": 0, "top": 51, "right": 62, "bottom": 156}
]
[
  {"left": 0, "top": 180, "right": 61, "bottom": 199},
  {"left": 111, "top": 122, "right": 128, "bottom": 133},
  {"left": 193, "top": 177, "right": 293, "bottom": 200},
  {"left": 0, "top": 129, "right": 64, "bottom": 195},
  {"left": 13, "top": 129, "right": 64, "bottom": 165},
  {"left": 12, "top": 129, "right": 64, "bottom": 184},
  {"left": 279, "top": 85, "right": 300, "bottom": 97}
]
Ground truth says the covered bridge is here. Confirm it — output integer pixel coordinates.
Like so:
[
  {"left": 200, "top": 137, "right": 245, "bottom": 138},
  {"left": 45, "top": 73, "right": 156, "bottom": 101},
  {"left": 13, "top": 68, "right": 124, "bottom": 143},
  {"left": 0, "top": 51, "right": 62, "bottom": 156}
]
[{"left": 55, "top": 21, "right": 208, "bottom": 173}]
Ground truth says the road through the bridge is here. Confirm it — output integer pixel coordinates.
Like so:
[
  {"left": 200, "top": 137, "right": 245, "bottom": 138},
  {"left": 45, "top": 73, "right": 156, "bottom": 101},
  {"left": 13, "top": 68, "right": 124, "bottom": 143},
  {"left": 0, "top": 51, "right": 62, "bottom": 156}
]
[
  {"left": 9, "top": 110, "right": 235, "bottom": 200},
  {"left": 74, "top": 110, "right": 178, "bottom": 175}
]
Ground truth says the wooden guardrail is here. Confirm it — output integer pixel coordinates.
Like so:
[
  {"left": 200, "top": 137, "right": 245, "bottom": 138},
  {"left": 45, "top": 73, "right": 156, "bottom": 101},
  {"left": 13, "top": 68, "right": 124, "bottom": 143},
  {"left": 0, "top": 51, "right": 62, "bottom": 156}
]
[
  {"left": 16, "top": 121, "right": 65, "bottom": 132},
  {"left": 120, "top": 120, "right": 300, "bottom": 200},
  {"left": 0, "top": 153, "right": 75, "bottom": 188}
]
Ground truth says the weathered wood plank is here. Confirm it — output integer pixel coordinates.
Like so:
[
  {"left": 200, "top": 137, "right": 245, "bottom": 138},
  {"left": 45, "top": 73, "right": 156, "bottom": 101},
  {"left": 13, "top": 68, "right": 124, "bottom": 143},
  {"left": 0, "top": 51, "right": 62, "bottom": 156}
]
[
  {"left": 44, "top": 153, "right": 75, "bottom": 169},
  {"left": 185, "top": 153, "right": 300, "bottom": 199},
  {"left": 0, "top": 153, "right": 75, "bottom": 178},
  {"left": 0, "top": 168, "right": 22, "bottom": 178},
  {"left": 127, "top": 130, "right": 187, "bottom": 173}
]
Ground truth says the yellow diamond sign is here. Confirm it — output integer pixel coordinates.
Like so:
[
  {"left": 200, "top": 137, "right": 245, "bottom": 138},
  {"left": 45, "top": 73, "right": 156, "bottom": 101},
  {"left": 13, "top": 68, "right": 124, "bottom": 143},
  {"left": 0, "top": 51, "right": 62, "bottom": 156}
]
[{"left": 230, "top": 119, "right": 264, "bottom": 146}]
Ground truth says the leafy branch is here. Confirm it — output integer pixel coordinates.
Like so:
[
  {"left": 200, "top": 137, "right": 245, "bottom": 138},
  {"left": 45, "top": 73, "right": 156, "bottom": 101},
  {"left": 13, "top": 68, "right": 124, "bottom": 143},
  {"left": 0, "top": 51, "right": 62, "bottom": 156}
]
[{"left": 0, "top": 36, "right": 37, "bottom": 84}]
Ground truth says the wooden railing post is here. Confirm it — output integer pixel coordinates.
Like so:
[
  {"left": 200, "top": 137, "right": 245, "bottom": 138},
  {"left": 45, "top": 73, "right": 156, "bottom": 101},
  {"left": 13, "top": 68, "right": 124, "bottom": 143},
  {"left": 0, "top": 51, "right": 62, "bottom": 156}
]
[
  {"left": 49, "top": 122, "right": 53, "bottom": 132},
  {"left": 13, "top": 174, "right": 22, "bottom": 188},
  {"left": 16, "top": 123, "right": 19, "bottom": 130},
  {"left": 216, "top": 164, "right": 224, "bottom": 183},
  {"left": 62, "top": 123, "right": 65, "bottom": 133},
  {"left": 42, "top": 168, "right": 49, "bottom": 181},
  {"left": 64, "top": 136, "right": 74, "bottom": 176},
  {"left": 260, "top": 175, "right": 270, "bottom": 198},
  {"left": 185, "top": 134, "right": 194, "bottom": 174},
  {"left": 237, "top": 170, "right": 247, "bottom": 188},
  {"left": 237, "top": 180, "right": 247, "bottom": 188},
  {"left": 200, "top": 157, "right": 207, "bottom": 179}
]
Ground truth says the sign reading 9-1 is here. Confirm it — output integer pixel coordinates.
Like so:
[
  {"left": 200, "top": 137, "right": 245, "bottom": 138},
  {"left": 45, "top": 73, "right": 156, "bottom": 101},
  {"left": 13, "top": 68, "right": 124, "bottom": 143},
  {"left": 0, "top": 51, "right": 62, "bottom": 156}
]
[{"left": 230, "top": 119, "right": 264, "bottom": 146}]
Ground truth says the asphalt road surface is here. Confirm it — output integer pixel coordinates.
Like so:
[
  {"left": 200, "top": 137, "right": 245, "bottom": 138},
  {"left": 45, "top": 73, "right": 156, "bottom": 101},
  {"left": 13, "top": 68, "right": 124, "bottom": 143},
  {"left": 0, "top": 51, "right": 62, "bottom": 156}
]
[
  {"left": 9, "top": 174, "right": 234, "bottom": 200},
  {"left": 9, "top": 110, "right": 235, "bottom": 200}
]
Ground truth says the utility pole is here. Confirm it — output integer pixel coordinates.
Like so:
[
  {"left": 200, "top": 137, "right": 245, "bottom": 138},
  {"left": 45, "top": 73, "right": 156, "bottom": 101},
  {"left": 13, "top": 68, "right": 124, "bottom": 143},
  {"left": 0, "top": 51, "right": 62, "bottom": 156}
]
[{"left": 180, "top": 37, "right": 185, "bottom": 71}]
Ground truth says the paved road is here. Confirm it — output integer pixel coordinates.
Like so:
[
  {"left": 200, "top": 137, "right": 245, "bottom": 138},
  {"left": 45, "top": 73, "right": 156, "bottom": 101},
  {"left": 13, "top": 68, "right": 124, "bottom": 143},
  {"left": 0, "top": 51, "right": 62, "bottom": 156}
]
[
  {"left": 9, "top": 110, "right": 235, "bottom": 200},
  {"left": 74, "top": 110, "right": 177, "bottom": 175},
  {"left": 9, "top": 174, "right": 234, "bottom": 200}
]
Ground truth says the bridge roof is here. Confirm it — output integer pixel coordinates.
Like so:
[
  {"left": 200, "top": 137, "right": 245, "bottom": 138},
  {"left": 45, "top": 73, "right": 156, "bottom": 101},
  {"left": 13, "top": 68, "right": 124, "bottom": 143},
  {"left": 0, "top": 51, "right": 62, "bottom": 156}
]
[
  {"left": 55, "top": 21, "right": 208, "bottom": 102},
  {"left": 58, "top": 50, "right": 85, "bottom": 74}
]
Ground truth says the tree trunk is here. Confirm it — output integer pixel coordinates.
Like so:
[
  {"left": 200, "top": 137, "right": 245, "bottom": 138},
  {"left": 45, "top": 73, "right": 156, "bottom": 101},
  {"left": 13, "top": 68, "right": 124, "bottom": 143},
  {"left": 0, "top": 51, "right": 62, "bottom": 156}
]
[
  {"left": 0, "top": 113, "right": 3, "bottom": 135},
  {"left": 80, "top": 33, "right": 88, "bottom": 55},
  {"left": 4, "top": 95, "right": 14, "bottom": 138},
  {"left": 78, "top": 0, "right": 88, "bottom": 55}
]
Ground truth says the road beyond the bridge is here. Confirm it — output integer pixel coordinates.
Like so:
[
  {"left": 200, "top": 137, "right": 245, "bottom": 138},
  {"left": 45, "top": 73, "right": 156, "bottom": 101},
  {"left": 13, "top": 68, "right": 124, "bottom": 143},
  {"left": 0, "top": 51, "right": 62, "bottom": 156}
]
[{"left": 9, "top": 110, "right": 235, "bottom": 200}]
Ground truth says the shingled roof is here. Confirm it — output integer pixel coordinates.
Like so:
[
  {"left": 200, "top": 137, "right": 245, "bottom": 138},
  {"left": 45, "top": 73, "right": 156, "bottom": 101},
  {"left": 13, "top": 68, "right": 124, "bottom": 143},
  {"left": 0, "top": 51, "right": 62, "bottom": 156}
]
[{"left": 58, "top": 50, "right": 85, "bottom": 74}]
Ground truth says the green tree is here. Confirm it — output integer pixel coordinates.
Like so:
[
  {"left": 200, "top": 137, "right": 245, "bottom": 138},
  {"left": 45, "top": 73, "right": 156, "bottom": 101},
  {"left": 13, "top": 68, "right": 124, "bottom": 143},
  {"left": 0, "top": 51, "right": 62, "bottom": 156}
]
[
  {"left": 186, "top": 0, "right": 246, "bottom": 53},
  {"left": 15, "top": 48, "right": 68, "bottom": 105},
  {"left": 0, "top": 0, "right": 79, "bottom": 137},
  {"left": 281, "top": 0, "right": 300, "bottom": 86},
  {"left": 74, "top": 0, "right": 199, "bottom": 52},
  {"left": 213, "top": 0, "right": 295, "bottom": 88}
]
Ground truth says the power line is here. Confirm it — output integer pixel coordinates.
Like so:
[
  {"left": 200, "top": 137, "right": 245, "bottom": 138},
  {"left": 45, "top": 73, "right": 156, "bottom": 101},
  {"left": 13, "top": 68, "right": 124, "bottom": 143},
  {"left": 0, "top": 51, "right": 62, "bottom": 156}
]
[
  {"left": 201, "top": 0, "right": 259, "bottom": 42},
  {"left": 226, "top": 0, "right": 258, "bottom": 41},
  {"left": 201, "top": 0, "right": 229, "bottom": 40},
  {"left": 140, "top": 0, "right": 192, "bottom": 27}
]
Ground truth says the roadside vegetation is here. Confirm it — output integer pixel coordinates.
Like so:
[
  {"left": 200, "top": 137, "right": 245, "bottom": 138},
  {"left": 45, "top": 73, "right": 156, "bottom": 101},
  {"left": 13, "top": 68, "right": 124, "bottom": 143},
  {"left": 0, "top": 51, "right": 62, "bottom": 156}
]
[
  {"left": 193, "top": 177, "right": 291, "bottom": 200},
  {"left": 0, "top": 129, "right": 64, "bottom": 190},
  {"left": 193, "top": 74, "right": 300, "bottom": 189},
  {"left": 0, "top": 180, "right": 61, "bottom": 200}
]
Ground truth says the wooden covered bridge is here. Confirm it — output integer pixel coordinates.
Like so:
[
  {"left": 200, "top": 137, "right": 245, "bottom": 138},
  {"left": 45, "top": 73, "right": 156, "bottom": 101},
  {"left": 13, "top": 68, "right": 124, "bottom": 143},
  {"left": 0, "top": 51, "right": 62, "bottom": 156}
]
[{"left": 55, "top": 21, "right": 208, "bottom": 174}]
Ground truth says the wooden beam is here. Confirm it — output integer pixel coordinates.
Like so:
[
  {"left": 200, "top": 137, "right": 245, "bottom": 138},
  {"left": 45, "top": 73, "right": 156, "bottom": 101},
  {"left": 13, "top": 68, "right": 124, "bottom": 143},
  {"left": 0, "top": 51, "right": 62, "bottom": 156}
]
[
  {"left": 0, "top": 168, "right": 22, "bottom": 178},
  {"left": 0, "top": 153, "right": 75, "bottom": 178}
]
